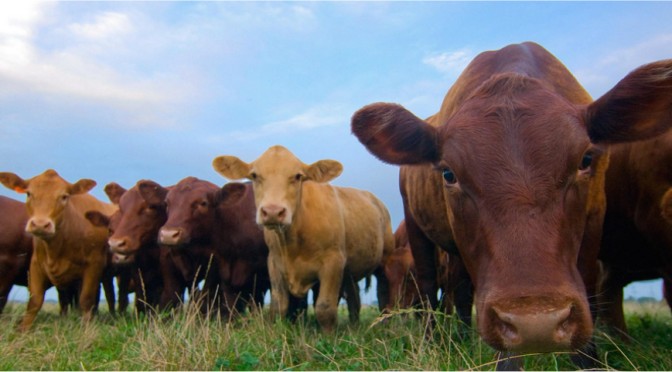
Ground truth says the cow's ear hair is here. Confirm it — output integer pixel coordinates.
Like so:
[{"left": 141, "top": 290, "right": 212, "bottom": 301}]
[
  {"left": 212, "top": 156, "right": 251, "bottom": 180},
  {"left": 586, "top": 59, "right": 672, "bottom": 144},
  {"left": 306, "top": 160, "right": 342, "bottom": 183},
  {"left": 0, "top": 172, "right": 29, "bottom": 193},
  {"left": 137, "top": 180, "right": 168, "bottom": 206},
  {"left": 69, "top": 179, "right": 96, "bottom": 195},
  {"left": 351, "top": 102, "right": 440, "bottom": 165},
  {"left": 85, "top": 211, "right": 110, "bottom": 228},
  {"left": 104, "top": 182, "right": 126, "bottom": 204},
  {"left": 661, "top": 188, "right": 672, "bottom": 223},
  {"left": 216, "top": 182, "right": 248, "bottom": 207}
]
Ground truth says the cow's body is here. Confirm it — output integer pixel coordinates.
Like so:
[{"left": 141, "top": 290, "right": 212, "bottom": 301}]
[
  {"left": 86, "top": 181, "right": 166, "bottom": 313},
  {"left": 0, "top": 170, "right": 117, "bottom": 330},
  {"left": 0, "top": 196, "right": 32, "bottom": 313},
  {"left": 351, "top": 41, "right": 672, "bottom": 356},
  {"left": 213, "top": 145, "right": 394, "bottom": 331},
  {"left": 139, "top": 178, "right": 269, "bottom": 315},
  {"left": 599, "top": 130, "right": 672, "bottom": 333}
]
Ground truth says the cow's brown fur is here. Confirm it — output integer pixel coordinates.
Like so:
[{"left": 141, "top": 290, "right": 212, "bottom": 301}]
[
  {"left": 0, "top": 169, "right": 117, "bottom": 330},
  {"left": 351, "top": 42, "right": 672, "bottom": 355},
  {"left": 213, "top": 145, "right": 394, "bottom": 331},
  {"left": 599, "top": 130, "right": 672, "bottom": 334},
  {"left": 0, "top": 196, "right": 32, "bottom": 313}
]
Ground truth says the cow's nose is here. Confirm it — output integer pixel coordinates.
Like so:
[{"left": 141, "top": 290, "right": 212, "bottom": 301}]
[
  {"left": 159, "top": 227, "right": 183, "bottom": 245},
  {"left": 260, "top": 205, "right": 287, "bottom": 224},
  {"left": 108, "top": 238, "right": 128, "bottom": 252},
  {"left": 26, "top": 218, "right": 55, "bottom": 236},
  {"left": 491, "top": 304, "right": 576, "bottom": 353}
]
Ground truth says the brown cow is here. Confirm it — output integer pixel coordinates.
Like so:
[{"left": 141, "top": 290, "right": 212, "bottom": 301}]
[
  {"left": 138, "top": 177, "right": 270, "bottom": 316},
  {"left": 351, "top": 41, "right": 672, "bottom": 359},
  {"left": 85, "top": 181, "right": 166, "bottom": 313},
  {"left": 598, "top": 130, "right": 672, "bottom": 335},
  {"left": 213, "top": 145, "right": 394, "bottom": 331},
  {"left": 0, "top": 195, "right": 32, "bottom": 314},
  {"left": 0, "top": 169, "right": 117, "bottom": 330},
  {"left": 384, "top": 220, "right": 473, "bottom": 323}
]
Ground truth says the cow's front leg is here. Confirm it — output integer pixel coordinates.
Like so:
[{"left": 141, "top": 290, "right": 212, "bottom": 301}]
[
  {"left": 316, "top": 259, "right": 345, "bottom": 332},
  {"left": 268, "top": 254, "right": 289, "bottom": 320},
  {"left": 79, "top": 266, "right": 104, "bottom": 323},
  {"left": 19, "top": 262, "right": 49, "bottom": 331}
]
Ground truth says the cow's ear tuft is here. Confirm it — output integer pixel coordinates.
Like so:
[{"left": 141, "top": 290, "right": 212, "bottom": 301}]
[
  {"left": 586, "top": 59, "right": 672, "bottom": 144},
  {"left": 85, "top": 211, "right": 110, "bottom": 228},
  {"left": 0, "top": 172, "right": 28, "bottom": 193},
  {"left": 216, "top": 182, "right": 248, "bottom": 206},
  {"left": 137, "top": 180, "right": 168, "bottom": 206},
  {"left": 104, "top": 182, "right": 126, "bottom": 204},
  {"left": 69, "top": 179, "right": 96, "bottom": 195},
  {"left": 306, "top": 160, "right": 342, "bottom": 183},
  {"left": 213, "top": 156, "right": 251, "bottom": 180}
]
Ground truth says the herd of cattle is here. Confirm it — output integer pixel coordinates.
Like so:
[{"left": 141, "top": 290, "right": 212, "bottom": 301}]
[{"left": 1, "top": 42, "right": 671, "bottom": 366}]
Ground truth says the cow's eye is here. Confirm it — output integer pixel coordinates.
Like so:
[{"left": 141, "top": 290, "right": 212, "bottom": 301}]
[
  {"left": 294, "top": 174, "right": 302, "bottom": 182},
  {"left": 249, "top": 172, "right": 257, "bottom": 180},
  {"left": 579, "top": 151, "right": 593, "bottom": 172},
  {"left": 25, "top": 191, "right": 31, "bottom": 198},
  {"left": 442, "top": 168, "right": 458, "bottom": 186},
  {"left": 60, "top": 194, "right": 69, "bottom": 203},
  {"left": 199, "top": 200, "right": 209, "bottom": 208}
]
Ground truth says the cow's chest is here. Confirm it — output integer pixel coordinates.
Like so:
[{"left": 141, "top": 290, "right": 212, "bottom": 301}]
[
  {"left": 283, "top": 255, "right": 320, "bottom": 298},
  {"left": 41, "top": 250, "right": 86, "bottom": 286}
]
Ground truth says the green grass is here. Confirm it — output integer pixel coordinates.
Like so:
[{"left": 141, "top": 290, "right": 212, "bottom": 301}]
[{"left": 0, "top": 300, "right": 670, "bottom": 370}]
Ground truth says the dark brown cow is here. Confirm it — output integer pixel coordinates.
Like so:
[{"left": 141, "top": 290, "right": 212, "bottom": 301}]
[
  {"left": 0, "top": 195, "right": 32, "bottom": 313},
  {"left": 351, "top": 42, "right": 672, "bottom": 357},
  {"left": 0, "top": 169, "right": 117, "bottom": 330},
  {"left": 598, "top": 130, "right": 672, "bottom": 335},
  {"left": 138, "top": 177, "right": 269, "bottom": 315},
  {"left": 384, "top": 220, "right": 472, "bottom": 322},
  {"left": 86, "top": 181, "right": 166, "bottom": 313}
]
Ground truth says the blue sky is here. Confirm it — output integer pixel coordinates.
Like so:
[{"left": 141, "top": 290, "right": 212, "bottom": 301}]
[{"left": 2, "top": 2, "right": 670, "bottom": 303}]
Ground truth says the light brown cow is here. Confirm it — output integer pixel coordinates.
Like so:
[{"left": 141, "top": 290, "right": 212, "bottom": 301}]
[
  {"left": 213, "top": 145, "right": 394, "bottom": 331},
  {"left": 351, "top": 41, "right": 672, "bottom": 362},
  {"left": 0, "top": 169, "right": 117, "bottom": 330}
]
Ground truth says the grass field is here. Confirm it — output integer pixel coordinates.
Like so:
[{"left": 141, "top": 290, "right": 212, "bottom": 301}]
[{"left": 0, "top": 300, "right": 670, "bottom": 370}]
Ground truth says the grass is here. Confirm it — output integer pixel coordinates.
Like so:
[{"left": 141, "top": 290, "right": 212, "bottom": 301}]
[{"left": 0, "top": 300, "right": 670, "bottom": 370}]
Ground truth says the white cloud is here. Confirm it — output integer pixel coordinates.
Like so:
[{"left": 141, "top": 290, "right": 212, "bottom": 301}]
[
  {"left": 423, "top": 48, "right": 473, "bottom": 77},
  {"left": 221, "top": 104, "right": 348, "bottom": 143},
  {"left": 68, "top": 11, "right": 132, "bottom": 40}
]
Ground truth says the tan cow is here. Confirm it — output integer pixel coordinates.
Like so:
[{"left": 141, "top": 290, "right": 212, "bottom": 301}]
[
  {"left": 213, "top": 145, "right": 394, "bottom": 331},
  {"left": 0, "top": 169, "right": 117, "bottom": 331}
]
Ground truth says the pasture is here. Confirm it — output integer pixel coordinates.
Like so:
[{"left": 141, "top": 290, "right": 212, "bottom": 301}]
[{"left": 0, "top": 300, "right": 670, "bottom": 370}]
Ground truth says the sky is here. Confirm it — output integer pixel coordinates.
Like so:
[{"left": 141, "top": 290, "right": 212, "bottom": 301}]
[{"left": 2, "top": 1, "right": 671, "bottom": 304}]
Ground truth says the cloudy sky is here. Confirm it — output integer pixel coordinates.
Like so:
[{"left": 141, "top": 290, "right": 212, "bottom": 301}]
[{"left": 2, "top": 1, "right": 671, "bottom": 302}]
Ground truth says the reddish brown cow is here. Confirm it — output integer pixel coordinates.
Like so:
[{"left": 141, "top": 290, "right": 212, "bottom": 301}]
[
  {"left": 351, "top": 41, "right": 672, "bottom": 358},
  {"left": 0, "top": 195, "right": 32, "bottom": 313},
  {"left": 86, "top": 181, "right": 166, "bottom": 313},
  {"left": 0, "top": 170, "right": 117, "bottom": 330},
  {"left": 138, "top": 177, "right": 269, "bottom": 315},
  {"left": 598, "top": 130, "right": 672, "bottom": 335}
]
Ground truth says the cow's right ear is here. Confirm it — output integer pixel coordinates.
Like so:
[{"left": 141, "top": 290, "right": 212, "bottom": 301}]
[
  {"left": 137, "top": 180, "right": 168, "bottom": 206},
  {"left": 0, "top": 172, "right": 29, "bottom": 194},
  {"left": 351, "top": 102, "right": 440, "bottom": 165},
  {"left": 70, "top": 179, "right": 97, "bottom": 195},
  {"left": 104, "top": 182, "right": 127, "bottom": 204},
  {"left": 216, "top": 182, "right": 248, "bottom": 207},
  {"left": 212, "top": 156, "right": 251, "bottom": 180},
  {"left": 661, "top": 188, "right": 672, "bottom": 223},
  {"left": 85, "top": 211, "right": 110, "bottom": 228}
]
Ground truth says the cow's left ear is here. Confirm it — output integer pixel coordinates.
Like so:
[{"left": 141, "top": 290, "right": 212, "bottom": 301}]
[
  {"left": 0, "top": 172, "right": 28, "bottom": 193},
  {"left": 586, "top": 59, "right": 672, "bottom": 144},
  {"left": 69, "top": 179, "right": 97, "bottom": 195},
  {"left": 213, "top": 156, "right": 252, "bottom": 180},
  {"left": 306, "top": 160, "right": 342, "bottom": 183},
  {"left": 104, "top": 182, "right": 127, "bottom": 204},
  {"left": 216, "top": 182, "right": 248, "bottom": 207},
  {"left": 85, "top": 211, "right": 110, "bottom": 228}
]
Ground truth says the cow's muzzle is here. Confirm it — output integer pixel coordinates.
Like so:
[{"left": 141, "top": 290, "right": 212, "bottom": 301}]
[{"left": 26, "top": 217, "right": 56, "bottom": 239}]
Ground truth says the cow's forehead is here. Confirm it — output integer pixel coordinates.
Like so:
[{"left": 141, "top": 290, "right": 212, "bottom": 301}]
[
  {"left": 28, "top": 170, "right": 69, "bottom": 194},
  {"left": 253, "top": 146, "right": 306, "bottom": 175}
]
